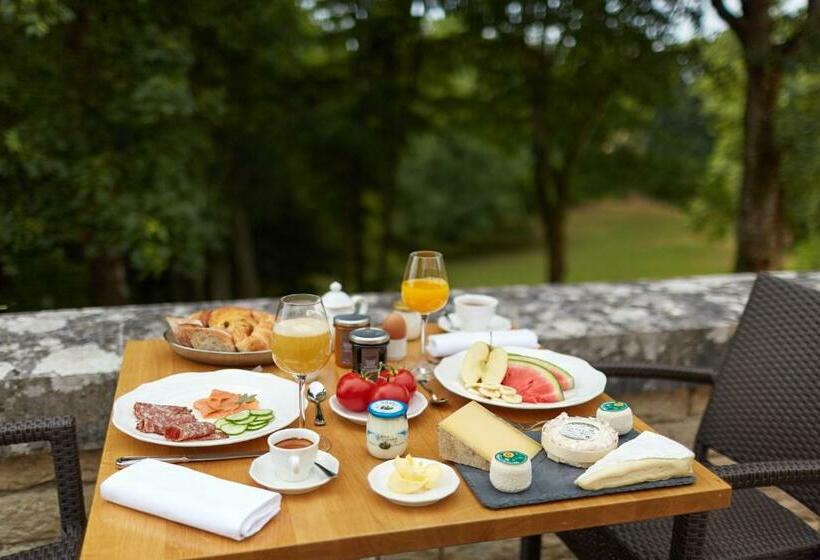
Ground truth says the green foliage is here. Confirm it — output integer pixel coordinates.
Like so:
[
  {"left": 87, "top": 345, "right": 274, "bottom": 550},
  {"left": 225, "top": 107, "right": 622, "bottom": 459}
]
[{"left": 690, "top": 31, "right": 820, "bottom": 251}]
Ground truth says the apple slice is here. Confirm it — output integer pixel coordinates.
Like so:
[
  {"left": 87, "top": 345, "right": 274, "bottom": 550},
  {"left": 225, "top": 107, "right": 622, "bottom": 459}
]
[
  {"left": 482, "top": 346, "right": 508, "bottom": 386},
  {"left": 460, "top": 342, "right": 490, "bottom": 385},
  {"left": 459, "top": 342, "right": 508, "bottom": 388}
]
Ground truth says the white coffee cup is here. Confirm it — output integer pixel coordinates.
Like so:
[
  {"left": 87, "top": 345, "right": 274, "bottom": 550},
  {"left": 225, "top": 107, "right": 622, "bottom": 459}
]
[
  {"left": 453, "top": 294, "right": 499, "bottom": 332},
  {"left": 267, "top": 428, "right": 319, "bottom": 482}
]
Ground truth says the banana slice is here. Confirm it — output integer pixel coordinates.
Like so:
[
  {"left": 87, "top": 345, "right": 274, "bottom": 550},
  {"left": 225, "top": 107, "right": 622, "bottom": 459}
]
[
  {"left": 465, "top": 382, "right": 481, "bottom": 389},
  {"left": 477, "top": 382, "right": 501, "bottom": 390},
  {"left": 501, "top": 393, "right": 523, "bottom": 404},
  {"left": 467, "top": 387, "right": 482, "bottom": 396},
  {"left": 478, "top": 387, "right": 500, "bottom": 398},
  {"left": 499, "top": 385, "right": 517, "bottom": 396}
]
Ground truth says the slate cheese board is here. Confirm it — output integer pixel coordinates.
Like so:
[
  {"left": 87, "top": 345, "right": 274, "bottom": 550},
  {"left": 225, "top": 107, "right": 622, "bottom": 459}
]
[{"left": 457, "top": 430, "right": 696, "bottom": 509}]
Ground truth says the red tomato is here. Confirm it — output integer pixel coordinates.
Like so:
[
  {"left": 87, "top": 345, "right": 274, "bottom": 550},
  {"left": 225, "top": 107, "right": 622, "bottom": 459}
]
[
  {"left": 392, "top": 368, "right": 416, "bottom": 397},
  {"left": 371, "top": 382, "right": 410, "bottom": 404},
  {"left": 336, "top": 372, "right": 374, "bottom": 412},
  {"left": 377, "top": 366, "right": 416, "bottom": 398}
]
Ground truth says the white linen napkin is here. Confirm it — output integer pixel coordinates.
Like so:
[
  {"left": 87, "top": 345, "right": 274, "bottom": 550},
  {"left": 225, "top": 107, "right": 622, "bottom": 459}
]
[
  {"left": 426, "top": 329, "right": 539, "bottom": 357},
  {"left": 100, "top": 459, "right": 281, "bottom": 541}
]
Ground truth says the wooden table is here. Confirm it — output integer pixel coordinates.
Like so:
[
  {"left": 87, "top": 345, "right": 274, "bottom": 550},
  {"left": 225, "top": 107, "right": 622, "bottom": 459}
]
[{"left": 81, "top": 338, "right": 731, "bottom": 560}]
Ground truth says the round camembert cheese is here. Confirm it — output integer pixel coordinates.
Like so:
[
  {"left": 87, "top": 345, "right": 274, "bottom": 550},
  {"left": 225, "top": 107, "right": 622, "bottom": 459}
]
[
  {"left": 541, "top": 413, "right": 618, "bottom": 468},
  {"left": 489, "top": 450, "right": 532, "bottom": 493},
  {"left": 596, "top": 401, "right": 633, "bottom": 435}
]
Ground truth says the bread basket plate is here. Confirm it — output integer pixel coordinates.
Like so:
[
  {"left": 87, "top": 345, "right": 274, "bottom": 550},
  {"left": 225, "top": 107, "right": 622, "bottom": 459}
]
[{"left": 163, "top": 329, "right": 274, "bottom": 367}]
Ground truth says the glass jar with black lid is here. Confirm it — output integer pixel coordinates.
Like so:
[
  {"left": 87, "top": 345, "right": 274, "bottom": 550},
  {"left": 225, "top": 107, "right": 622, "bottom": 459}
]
[{"left": 350, "top": 327, "right": 390, "bottom": 375}]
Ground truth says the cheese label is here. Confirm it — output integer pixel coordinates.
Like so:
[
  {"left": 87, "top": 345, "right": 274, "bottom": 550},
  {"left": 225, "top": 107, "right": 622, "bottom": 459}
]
[
  {"left": 494, "top": 450, "right": 528, "bottom": 465},
  {"left": 600, "top": 401, "right": 629, "bottom": 412},
  {"left": 559, "top": 421, "right": 601, "bottom": 441}
]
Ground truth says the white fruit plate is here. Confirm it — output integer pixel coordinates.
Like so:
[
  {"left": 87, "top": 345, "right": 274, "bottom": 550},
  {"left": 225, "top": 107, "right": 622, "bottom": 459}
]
[
  {"left": 433, "top": 346, "right": 607, "bottom": 410},
  {"left": 368, "top": 458, "right": 460, "bottom": 507},
  {"left": 328, "top": 392, "right": 428, "bottom": 425},
  {"left": 112, "top": 369, "right": 301, "bottom": 447}
]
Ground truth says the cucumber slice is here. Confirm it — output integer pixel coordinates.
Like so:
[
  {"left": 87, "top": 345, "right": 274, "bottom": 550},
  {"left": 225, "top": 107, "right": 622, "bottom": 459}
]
[
  {"left": 220, "top": 423, "right": 248, "bottom": 436},
  {"left": 229, "top": 416, "right": 257, "bottom": 425},
  {"left": 225, "top": 410, "right": 251, "bottom": 422},
  {"left": 214, "top": 419, "right": 228, "bottom": 429},
  {"left": 249, "top": 409, "right": 273, "bottom": 417},
  {"left": 247, "top": 417, "right": 270, "bottom": 427},
  {"left": 245, "top": 421, "right": 270, "bottom": 431}
]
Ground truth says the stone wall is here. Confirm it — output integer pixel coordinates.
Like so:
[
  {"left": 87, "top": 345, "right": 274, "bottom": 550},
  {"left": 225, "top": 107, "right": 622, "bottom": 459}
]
[{"left": 2, "top": 271, "right": 820, "bottom": 555}]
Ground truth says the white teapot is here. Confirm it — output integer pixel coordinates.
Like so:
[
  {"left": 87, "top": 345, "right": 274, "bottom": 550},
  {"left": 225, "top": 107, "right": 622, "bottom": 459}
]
[{"left": 321, "top": 281, "right": 368, "bottom": 327}]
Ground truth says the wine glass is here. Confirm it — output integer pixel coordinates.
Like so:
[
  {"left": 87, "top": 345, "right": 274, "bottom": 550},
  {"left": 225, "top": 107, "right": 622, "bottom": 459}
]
[
  {"left": 401, "top": 251, "right": 449, "bottom": 378},
  {"left": 271, "top": 294, "right": 332, "bottom": 430}
]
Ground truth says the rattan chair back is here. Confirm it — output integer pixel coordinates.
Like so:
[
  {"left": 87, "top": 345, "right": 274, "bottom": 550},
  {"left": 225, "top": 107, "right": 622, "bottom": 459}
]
[{"left": 696, "top": 274, "right": 820, "bottom": 515}]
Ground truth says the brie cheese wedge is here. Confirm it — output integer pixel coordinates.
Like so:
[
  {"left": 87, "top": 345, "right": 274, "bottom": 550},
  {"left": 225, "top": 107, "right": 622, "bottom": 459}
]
[{"left": 575, "top": 431, "right": 694, "bottom": 491}]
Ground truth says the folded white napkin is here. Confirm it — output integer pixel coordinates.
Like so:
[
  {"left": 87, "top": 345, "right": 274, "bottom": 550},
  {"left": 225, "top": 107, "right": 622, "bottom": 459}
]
[
  {"left": 426, "top": 329, "right": 539, "bottom": 357},
  {"left": 101, "top": 459, "right": 280, "bottom": 541}
]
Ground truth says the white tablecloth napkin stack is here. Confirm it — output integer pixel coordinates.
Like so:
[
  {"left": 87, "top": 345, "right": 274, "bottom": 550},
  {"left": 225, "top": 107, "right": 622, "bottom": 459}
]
[
  {"left": 426, "top": 329, "right": 539, "bottom": 357},
  {"left": 101, "top": 458, "right": 281, "bottom": 541}
]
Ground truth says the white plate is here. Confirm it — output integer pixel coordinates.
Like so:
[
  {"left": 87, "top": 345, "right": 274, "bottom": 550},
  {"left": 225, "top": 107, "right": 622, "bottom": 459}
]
[
  {"left": 437, "top": 314, "right": 512, "bottom": 333},
  {"left": 112, "top": 369, "right": 301, "bottom": 448},
  {"left": 328, "top": 392, "right": 428, "bottom": 425},
  {"left": 433, "top": 346, "right": 606, "bottom": 410},
  {"left": 249, "top": 450, "right": 339, "bottom": 495},
  {"left": 368, "top": 458, "right": 460, "bottom": 507}
]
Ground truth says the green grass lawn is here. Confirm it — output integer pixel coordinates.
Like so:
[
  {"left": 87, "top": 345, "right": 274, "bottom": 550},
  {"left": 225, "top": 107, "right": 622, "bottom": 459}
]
[{"left": 446, "top": 197, "right": 735, "bottom": 287}]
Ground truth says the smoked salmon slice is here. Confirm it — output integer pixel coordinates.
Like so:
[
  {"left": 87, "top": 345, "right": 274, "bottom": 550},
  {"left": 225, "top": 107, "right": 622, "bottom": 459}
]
[{"left": 194, "top": 389, "right": 260, "bottom": 419}]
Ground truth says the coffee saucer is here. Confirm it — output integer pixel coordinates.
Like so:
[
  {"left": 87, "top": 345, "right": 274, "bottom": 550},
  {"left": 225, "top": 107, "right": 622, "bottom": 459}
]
[
  {"left": 249, "top": 450, "right": 339, "bottom": 495},
  {"left": 438, "top": 314, "right": 512, "bottom": 333}
]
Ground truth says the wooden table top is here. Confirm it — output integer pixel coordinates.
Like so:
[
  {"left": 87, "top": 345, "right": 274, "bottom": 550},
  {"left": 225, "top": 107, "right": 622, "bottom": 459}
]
[{"left": 81, "top": 338, "right": 731, "bottom": 560}]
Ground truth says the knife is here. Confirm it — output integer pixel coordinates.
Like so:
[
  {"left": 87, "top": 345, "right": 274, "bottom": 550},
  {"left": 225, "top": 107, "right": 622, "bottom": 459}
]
[
  {"left": 115, "top": 452, "right": 339, "bottom": 478},
  {"left": 116, "top": 451, "right": 264, "bottom": 469}
]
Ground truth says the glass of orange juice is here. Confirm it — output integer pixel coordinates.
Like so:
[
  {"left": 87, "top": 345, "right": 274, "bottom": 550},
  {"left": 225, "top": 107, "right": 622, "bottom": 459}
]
[
  {"left": 401, "top": 251, "right": 449, "bottom": 377},
  {"left": 271, "top": 294, "right": 332, "bottom": 429}
]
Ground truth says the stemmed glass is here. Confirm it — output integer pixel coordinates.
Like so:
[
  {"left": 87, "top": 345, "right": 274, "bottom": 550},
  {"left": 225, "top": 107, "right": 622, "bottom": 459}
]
[
  {"left": 271, "top": 294, "right": 332, "bottom": 430},
  {"left": 401, "top": 251, "right": 449, "bottom": 378}
]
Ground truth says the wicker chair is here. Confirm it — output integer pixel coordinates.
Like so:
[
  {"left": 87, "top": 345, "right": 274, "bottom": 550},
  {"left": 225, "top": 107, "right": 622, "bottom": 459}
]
[
  {"left": 0, "top": 416, "right": 86, "bottom": 559},
  {"left": 542, "top": 274, "right": 820, "bottom": 560}
]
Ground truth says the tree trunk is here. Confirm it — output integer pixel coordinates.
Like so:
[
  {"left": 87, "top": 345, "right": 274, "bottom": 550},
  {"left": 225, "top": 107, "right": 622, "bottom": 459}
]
[
  {"left": 734, "top": 61, "right": 784, "bottom": 271},
  {"left": 233, "top": 207, "right": 260, "bottom": 298},
  {"left": 91, "top": 254, "right": 129, "bottom": 306},
  {"left": 528, "top": 52, "right": 566, "bottom": 284}
]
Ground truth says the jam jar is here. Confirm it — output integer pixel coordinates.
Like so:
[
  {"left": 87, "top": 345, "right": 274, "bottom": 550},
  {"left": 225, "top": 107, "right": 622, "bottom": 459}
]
[
  {"left": 333, "top": 313, "right": 370, "bottom": 368},
  {"left": 366, "top": 399, "right": 409, "bottom": 459},
  {"left": 350, "top": 327, "right": 389, "bottom": 375}
]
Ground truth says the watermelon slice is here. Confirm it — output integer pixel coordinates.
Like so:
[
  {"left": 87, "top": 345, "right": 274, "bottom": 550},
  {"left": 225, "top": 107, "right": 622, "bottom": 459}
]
[
  {"left": 508, "top": 354, "right": 575, "bottom": 391},
  {"left": 502, "top": 362, "right": 564, "bottom": 403}
]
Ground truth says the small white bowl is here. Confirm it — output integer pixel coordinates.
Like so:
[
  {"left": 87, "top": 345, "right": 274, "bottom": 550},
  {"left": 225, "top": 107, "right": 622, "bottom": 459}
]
[{"left": 367, "top": 458, "right": 460, "bottom": 507}]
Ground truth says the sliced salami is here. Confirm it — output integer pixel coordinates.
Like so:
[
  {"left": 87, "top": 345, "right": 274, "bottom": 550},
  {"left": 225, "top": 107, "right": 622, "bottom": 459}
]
[
  {"left": 164, "top": 421, "right": 217, "bottom": 442},
  {"left": 133, "top": 402, "right": 190, "bottom": 419},
  {"left": 136, "top": 412, "right": 196, "bottom": 435}
]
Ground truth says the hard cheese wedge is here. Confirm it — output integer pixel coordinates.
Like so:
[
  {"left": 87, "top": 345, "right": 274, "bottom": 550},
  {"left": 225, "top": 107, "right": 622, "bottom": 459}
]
[
  {"left": 575, "top": 431, "right": 694, "bottom": 490},
  {"left": 437, "top": 401, "right": 542, "bottom": 471}
]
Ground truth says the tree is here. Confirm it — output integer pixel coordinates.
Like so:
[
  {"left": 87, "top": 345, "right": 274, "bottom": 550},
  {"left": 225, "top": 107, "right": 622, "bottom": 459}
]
[
  {"left": 710, "top": 0, "right": 819, "bottom": 271},
  {"left": 451, "top": 0, "right": 683, "bottom": 282}
]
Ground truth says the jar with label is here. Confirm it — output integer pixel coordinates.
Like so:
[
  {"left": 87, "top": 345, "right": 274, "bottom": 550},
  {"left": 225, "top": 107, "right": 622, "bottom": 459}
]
[
  {"left": 350, "top": 327, "right": 389, "bottom": 375},
  {"left": 333, "top": 314, "right": 370, "bottom": 368},
  {"left": 366, "top": 399, "right": 408, "bottom": 459}
]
